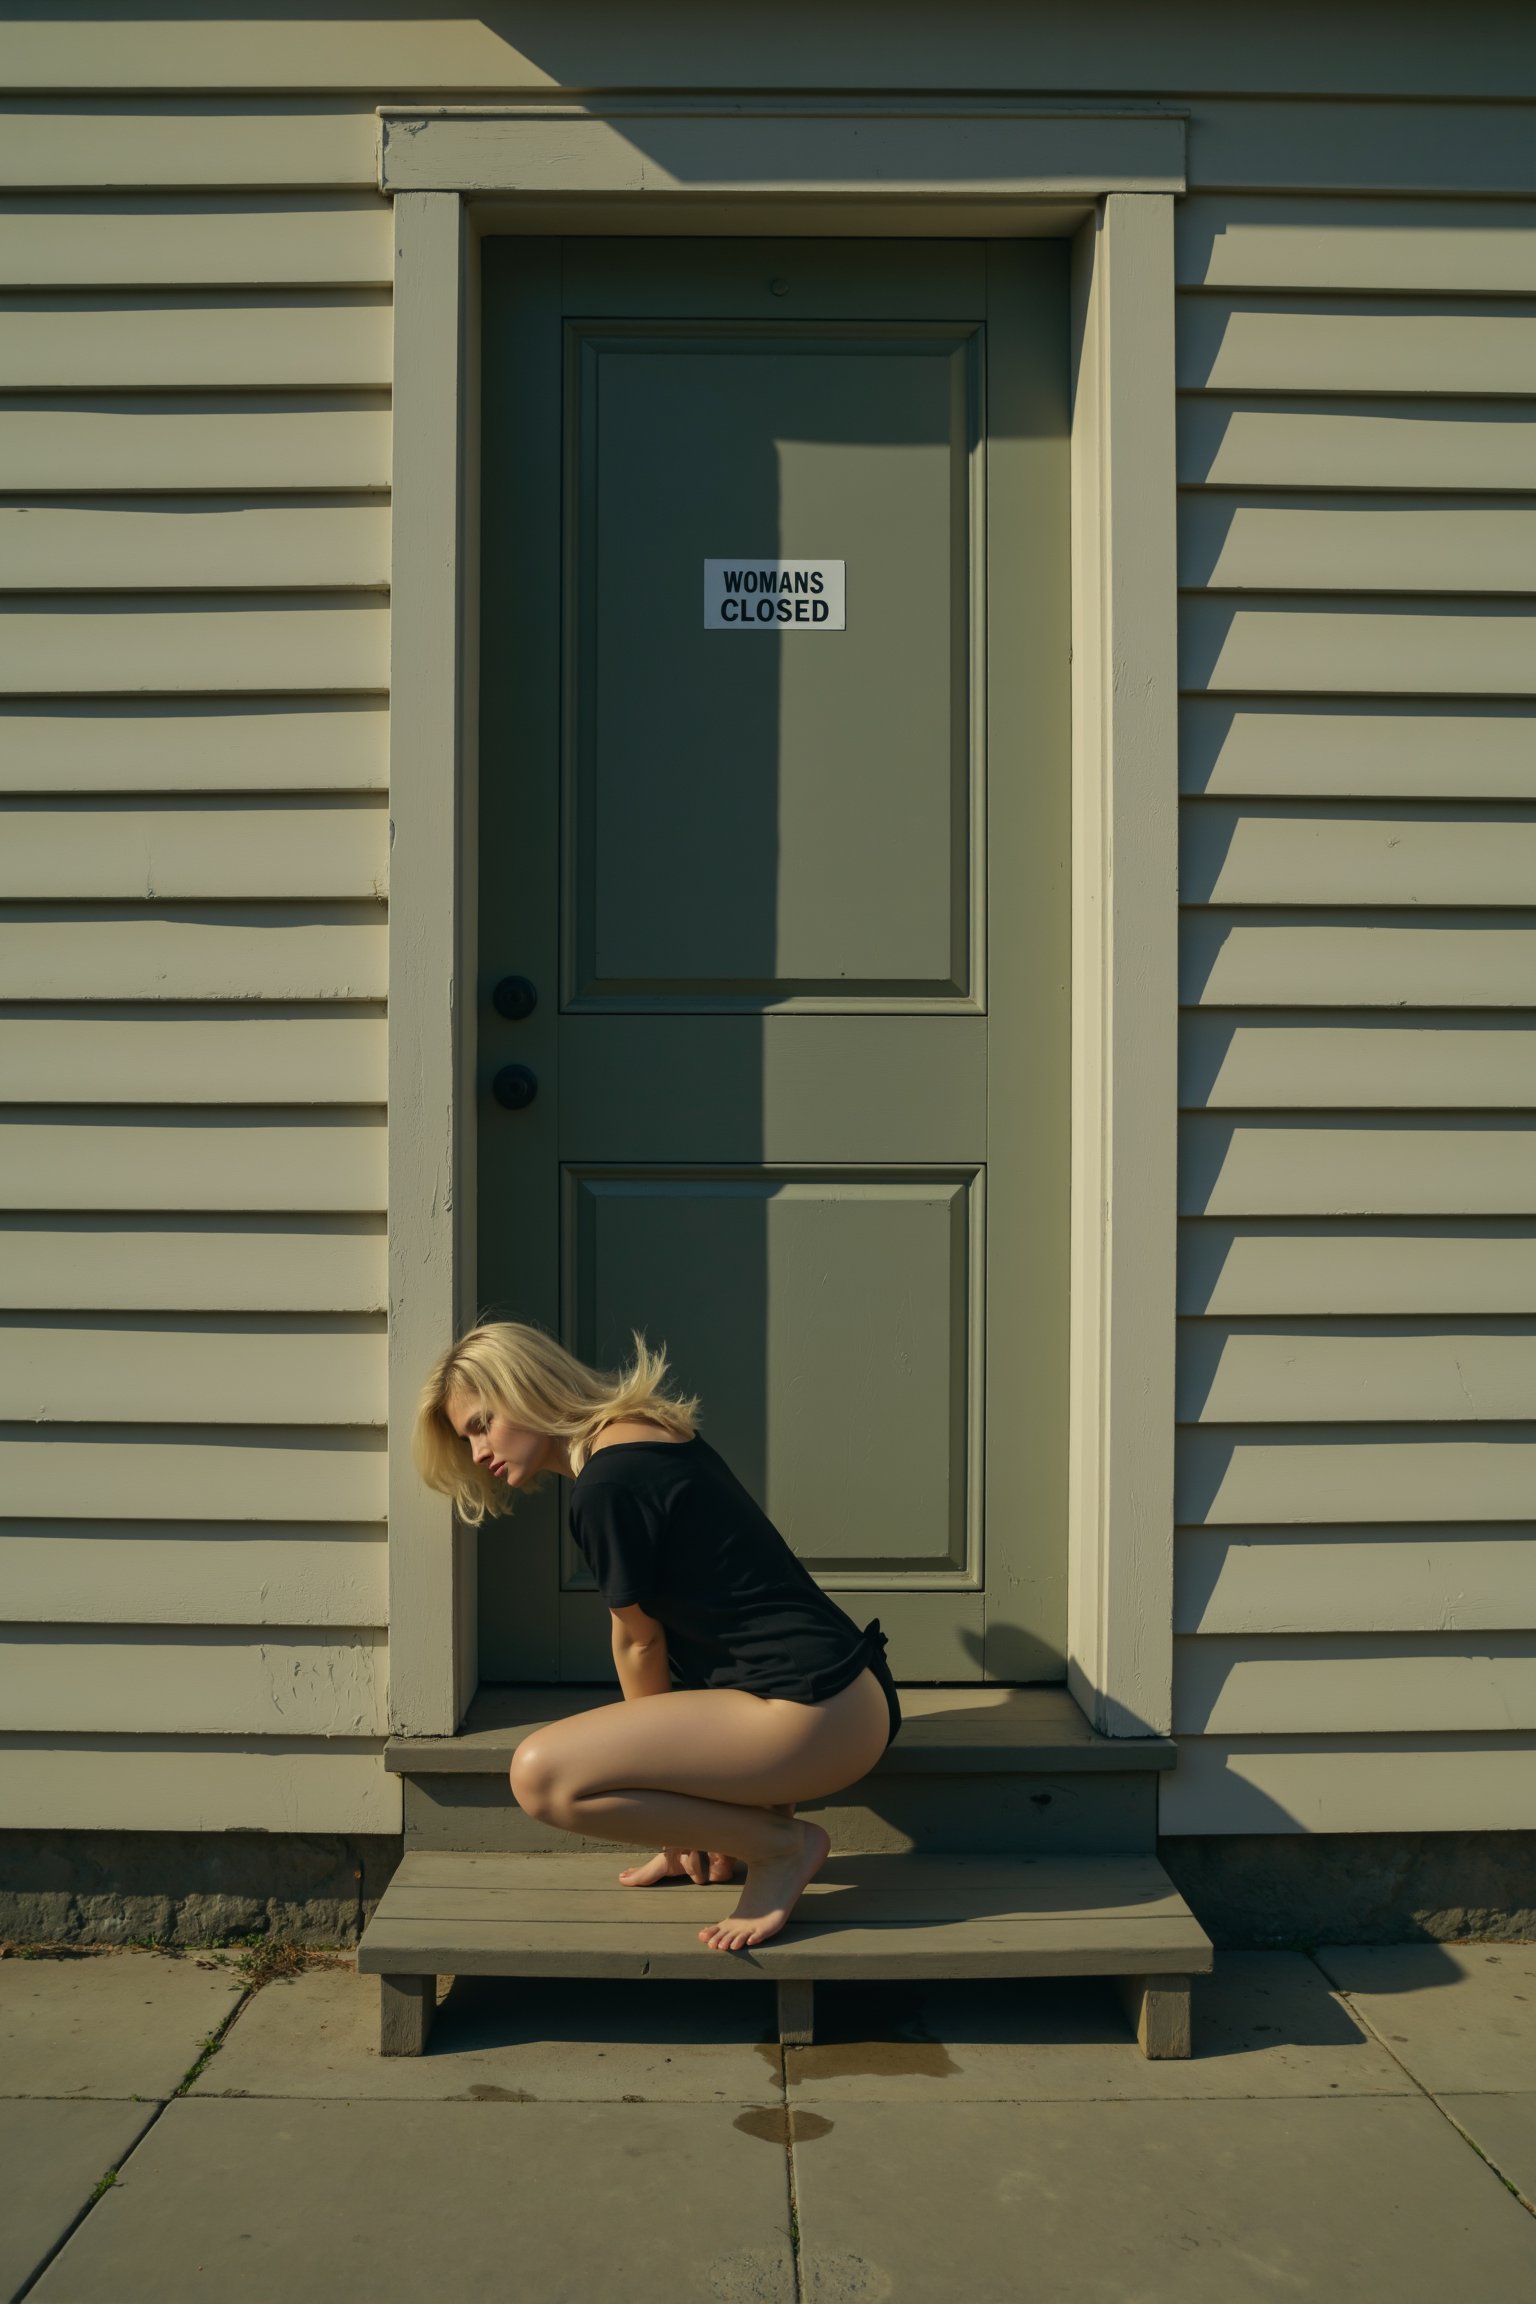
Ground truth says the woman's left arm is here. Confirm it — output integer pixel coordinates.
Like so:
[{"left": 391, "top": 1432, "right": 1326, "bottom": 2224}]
[
  {"left": 609, "top": 1600, "right": 734, "bottom": 1886},
  {"left": 609, "top": 1601, "right": 672, "bottom": 1701}
]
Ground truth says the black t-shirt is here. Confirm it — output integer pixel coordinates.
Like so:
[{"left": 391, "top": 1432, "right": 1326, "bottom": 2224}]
[{"left": 568, "top": 1430, "right": 884, "bottom": 1703}]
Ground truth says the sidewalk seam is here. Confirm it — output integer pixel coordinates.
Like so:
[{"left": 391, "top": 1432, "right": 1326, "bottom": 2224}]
[
  {"left": 780, "top": 2042, "right": 806, "bottom": 2304},
  {"left": 10, "top": 1974, "right": 259, "bottom": 2302},
  {"left": 1306, "top": 1952, "right": 1536, "bottom": 2223}
]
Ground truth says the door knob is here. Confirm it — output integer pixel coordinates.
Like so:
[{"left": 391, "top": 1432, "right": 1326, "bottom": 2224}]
[
  {"left": 492, "top": 975, "right": 538, "bottom": 1020},
  {"left": 492, "top": 1063, "right": 538, "bottom": 1111}
]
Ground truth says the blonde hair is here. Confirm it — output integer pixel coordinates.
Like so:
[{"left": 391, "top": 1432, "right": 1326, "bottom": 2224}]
[{"left": 412, "top": 1318, "right": 701, "bottom": 1527}]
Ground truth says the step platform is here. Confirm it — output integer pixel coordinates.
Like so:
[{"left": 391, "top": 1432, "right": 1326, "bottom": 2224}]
[{"left": 356, "top": 1848, "right": 1213, "bottom": 2060}]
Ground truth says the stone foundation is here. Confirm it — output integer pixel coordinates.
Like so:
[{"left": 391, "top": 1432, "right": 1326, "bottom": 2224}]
[
  {"left": 0, "top": 1830, "right": 404, "bottom": 1947},
  {"left": 1158, "top": 1830, "right": 1536, "bottom": 1946},
  {"left": 3, "top": 1828, "right": 1533, "bottom": 1948}
]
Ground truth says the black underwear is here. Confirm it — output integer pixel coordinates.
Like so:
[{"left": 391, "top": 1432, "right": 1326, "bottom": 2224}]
[{"left": 860, "top": 1618, "right": 902, "bottom": 1752}]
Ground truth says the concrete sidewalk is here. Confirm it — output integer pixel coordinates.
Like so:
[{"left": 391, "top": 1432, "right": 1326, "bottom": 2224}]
[{"left": 3, "top": 1932, "right": 1535, "bottom": 2302}]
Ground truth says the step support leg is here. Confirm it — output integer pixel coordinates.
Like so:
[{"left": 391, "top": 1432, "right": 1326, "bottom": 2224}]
[
  {"left": 777, "top": 1979, "right": 815, "bottom": 2047},
  {"left": 1114, "top": 1971, "right": 1191, "bottom": 2059},
  {"left": 380, "top": 1972, "right": 436, "bottom": 2056}
]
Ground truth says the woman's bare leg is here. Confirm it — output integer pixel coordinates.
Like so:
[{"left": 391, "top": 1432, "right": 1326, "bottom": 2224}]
[
  {"left": 510, "top": 1671, "right": 888, "bottom": 1950},
  {"left": 617, "top": 1799, "right": 794, "bottom": 1888},
  {"left": 522, "top": 1759, "right": 827, "bottom": 1949}
]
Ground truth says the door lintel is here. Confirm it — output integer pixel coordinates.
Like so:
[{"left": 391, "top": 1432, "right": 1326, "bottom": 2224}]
[{"left": 377, "top": 98, "right": 1186, "bottom": 211}]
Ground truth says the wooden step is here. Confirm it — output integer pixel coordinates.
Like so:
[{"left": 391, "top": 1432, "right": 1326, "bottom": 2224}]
[
  {"left": 356, "top": 1849, "right": 1214, "bottom": 2061},
  {"left": 390, "top": 1686, "right": 1176, "bottom": 1858},
  {"left": 386, "top": 1684, "right": 1177, "bottom": 1776}
]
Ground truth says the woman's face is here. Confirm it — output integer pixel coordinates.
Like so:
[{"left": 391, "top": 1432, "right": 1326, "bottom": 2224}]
[{"left": 444, "top": 1389, "right": 553, "bottom": 1489}]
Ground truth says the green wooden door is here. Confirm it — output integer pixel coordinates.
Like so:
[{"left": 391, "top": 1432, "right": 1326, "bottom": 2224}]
[{"left": 476, "top": 237, "right": 1069, "bottom": 1685}]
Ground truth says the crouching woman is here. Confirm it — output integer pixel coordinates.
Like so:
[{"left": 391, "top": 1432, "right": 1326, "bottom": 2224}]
[{"left": 413, "top": 1319, "right": 901, "bottom": 1950}]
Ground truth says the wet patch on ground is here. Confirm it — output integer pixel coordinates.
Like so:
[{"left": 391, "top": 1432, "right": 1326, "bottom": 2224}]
[
  {"left": 783, "top": 1982, "right": 961, "bottom": 2079},
  {"left": 733, "top": 2106, "right": 835, "bottom": 2145}
]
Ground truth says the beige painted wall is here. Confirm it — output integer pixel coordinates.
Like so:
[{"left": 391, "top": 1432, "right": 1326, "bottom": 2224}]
[{"left": 2, "top": 3, "right": 1534, "bottom": 1839}]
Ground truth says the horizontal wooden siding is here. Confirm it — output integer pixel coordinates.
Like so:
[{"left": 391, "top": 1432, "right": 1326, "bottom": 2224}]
[
  {"left": 0, "top": 112, "right": 392, "bottom": 1836},
  {"left": 8, "top": 52, "right": 1536, "bottom": 1844},
  {"left": 1172, "top": 153, "right": 1536, "bottom": 1833}
]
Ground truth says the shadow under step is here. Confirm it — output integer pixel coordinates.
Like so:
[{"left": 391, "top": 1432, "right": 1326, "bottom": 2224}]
[
  {"left": 388, "top": 1685, "right": 1177, "bottom": 1858},
  {"left": 357, "top": 1848, "right": 1213, "bottom": 2061}
]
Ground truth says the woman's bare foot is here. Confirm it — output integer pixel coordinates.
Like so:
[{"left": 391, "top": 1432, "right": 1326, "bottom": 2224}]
[
  {"left": 698, "top": 1819, "right": 830, "bottom": 1951},
  {"left": 618, "top": 1848, "right": 736, "bottom": 1886},
  {"left": 619, "top": 1805, "right": 795, "bottom": 1887}
]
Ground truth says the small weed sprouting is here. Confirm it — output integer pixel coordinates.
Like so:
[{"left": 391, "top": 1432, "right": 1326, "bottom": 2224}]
[
  {"left": 225, "top": 1934, "right": 349, "bottom": 1991},
  {"left": 2, "top": 1931, "right": 349, "bottom": 1986},
  {"left": 176, "top": 2024, "right": 237, "bottom": 2094}
]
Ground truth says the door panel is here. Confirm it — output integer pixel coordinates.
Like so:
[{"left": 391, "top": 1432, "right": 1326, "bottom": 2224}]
[
  {"left": 570, "top": 325, "right": 975, "bottom": 1003},
  {"left": 476, "top": 237, "right": 1069, "bottom": 1686}
]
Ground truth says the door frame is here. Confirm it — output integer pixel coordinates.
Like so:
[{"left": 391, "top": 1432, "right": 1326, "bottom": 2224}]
[{"left": 379, "top": 99, "right": 1185, "bottom": 1742}]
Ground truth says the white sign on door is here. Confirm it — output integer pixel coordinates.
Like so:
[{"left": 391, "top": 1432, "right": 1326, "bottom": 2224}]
[{"left": 703, "top": 559, "right": 846, "bottom": 630}]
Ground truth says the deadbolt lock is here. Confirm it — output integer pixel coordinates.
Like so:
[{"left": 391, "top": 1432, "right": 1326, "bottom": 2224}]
[
  {"left": 491, "top": 1064, "right": 538, "bottom": 1111},
  {"left": 492, "top": 975, "right": 538, "bottom": 1020}
]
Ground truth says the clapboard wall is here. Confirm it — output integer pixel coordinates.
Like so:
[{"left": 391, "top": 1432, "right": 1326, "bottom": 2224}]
[
  {"left": 1167, "top": 165, "right": 1536, "bottom": 1832},
  {"left": 2, "top": 4, "right": 1534, "bottom": 1843},
  {"left": 0, "top": 90, "right": 396, "bottom": 1834}
]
